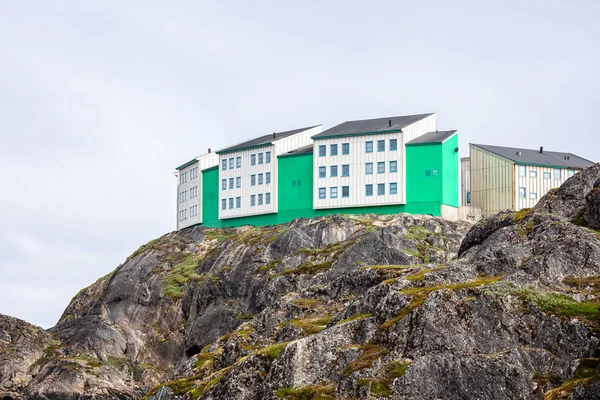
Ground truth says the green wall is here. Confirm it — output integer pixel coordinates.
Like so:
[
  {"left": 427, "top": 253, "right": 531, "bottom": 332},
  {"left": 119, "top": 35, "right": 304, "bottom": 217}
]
[
  {"left": 441, "top": 134, "right": 459, "bottom": 207},
  {"left": 201, "top": 167, "right": 220, "bottom": 224},
  {"left": 406, "top": 143, "right": 443, "bottom": 204}
]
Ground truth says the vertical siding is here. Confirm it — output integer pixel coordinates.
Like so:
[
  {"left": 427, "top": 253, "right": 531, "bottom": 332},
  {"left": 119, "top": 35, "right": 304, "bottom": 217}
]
[
  {"left": 176, "top": 160, "right": 202, "bottom": 230},
  {"left": 460, "top": 157, "right": 471, "bottom": 206},
  {"left": 274, "top": 125, "right": 323, "bottom": 155},
  {"left": 441, "top": 134, "right": 459, "bottom": 208},
  {"left": 513, "top": 165, "right": 580, "bottom": 211},
  {"left": 470, "top": 145, "right": 514, "bottom": 216},
  {"left": 401, "top": 114, "right": 437, "bottom": 143}
]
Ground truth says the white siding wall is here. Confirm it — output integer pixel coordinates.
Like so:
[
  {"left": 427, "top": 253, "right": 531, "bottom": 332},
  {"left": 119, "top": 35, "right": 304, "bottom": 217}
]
[
  {"left": 274, "top": 125, "right": 323, "bottom": 155},
  {"left": 401, "top": 114, "right": 437, "bottom": 143},
  {"left": 313, "top": 133, "right": 405, "bottom": 209},
  {"left": 513, "top": 165, "right": 580, "bottom": 211},
  {"left": 461, "top": 157, "right": 471, "bottom": 206},
  {"left": 219, "top": 145, "right": 276, "bottom": 219},
  {"left": 176, "top": 152, "right": 218, "bottom": 230},
  {"left": 470, "top": 146, "right": 514, "bottom": 217}
]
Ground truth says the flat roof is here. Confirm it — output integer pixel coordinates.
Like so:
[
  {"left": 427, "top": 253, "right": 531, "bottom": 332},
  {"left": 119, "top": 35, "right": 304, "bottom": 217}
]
[
  {"left": 217, "top": 125, "right": 320, "bottom": 154},
  {"left": 312, "top": 113, "right": 433, "bottom": 139},
  {"left": 471, "top": 143, "right": 593, "bottom": 169},
  {"left": 406, "top": 130, "right": 457, "bottom": 145}
]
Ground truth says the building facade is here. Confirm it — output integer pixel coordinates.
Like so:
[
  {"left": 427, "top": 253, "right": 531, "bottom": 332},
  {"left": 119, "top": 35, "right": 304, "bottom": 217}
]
[
  {"left": 175, "top": 113, "right": 461, "bottom": 229},
  {"left": 462, "top": 144, "right": 593, "bottom": 217}
]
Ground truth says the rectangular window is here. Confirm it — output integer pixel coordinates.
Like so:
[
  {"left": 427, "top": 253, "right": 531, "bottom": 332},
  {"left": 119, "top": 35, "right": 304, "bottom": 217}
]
[
  {"left": 330, "top": 165, "right": 338, "bottom": 177},
  {"left": 554, "top": 169, "right": 561, "bottom": 180},
  {"left": 365, "top": 162, "right": 373, "bottom": 175},
  {"left": 229, "top": 198, "right": 234, "bottom": 209},
  {"left": 330, "top": 187, "right": 338, "bottom": 198},
  {"left": 390, "top": 161, "right": 398, "bottom": 173},
  {"left": 250, "top": 195, "right": 256, "bottom": 206},
  {"left": 236, "top": 177, "right": 241, "bottom": 188},
  {"left": 365, "top": 141, "right": 373, "bottom": 153},
  {"left": 319, "top": 166, "right": 326, "bottom": 178},
  {"left": 236, "top": 157, "right": 241, "bottom": 168},
  {"left": 390, "top": 139, "right": 398, "bottom": 151},
  {"left": 222, "top": 159, "right": 227, "bottom": 170},
  {"left": 466, "top": 191, "right": 471, "bottom": 204},
  {"left": 236, "top": 197, "right": 241, "bottom": 208},
  {"left": 265, "top": 151, "right": 271, "bottom": 163},
  {"left": 342, "top": 186, "right": 349, "bottom": 197},
  {"left": 530, "top": 170, "right": 537, "bottom": 178},
  {"left": 377, "top": 140, "right": 385, "bottom": 152},
  {"left": 229, "top": 178, "right": 234, "bottom": 189},
  {"left": 266, "top": 192, "right": 271, "bottom": 204},
  {"left": 432, "top": 170, "right": 439, "bottom": 177},
  {"left": 251, "top": 175, "right": 256, "bottom": 186},
  {"left": 221, "top": 179, "right": 226, "bottom": 190},
  {"left": 519, "top": 187, "right": 526, "bottom": 199},
  {"left": 229, "top": 158, "right": 234, "bottom": 169},
  {"left": 519, "top": 166, "right": 526, "bottom": 177},
  {"left": 331, "top": 144, "right": 338, "bottom": 156},
  {"left": 342, "top": 164, "right": 350, "bottom": 177},
  {"left": 318, "top": 187, "right": 326, "bottom": 199},
  {"left": 342, "top": 143, "right": 350, "bottom": 155},
  {"left": 366, "top": 184, "right": 373, "bottom": 196},
  {"left": 266, "top": 172, "right": 271, "bottom": 184},
  {"left": 544, "top": 172, "right": 551, "bottom": 180},
  {"left": 568, "top": 170, "right": 575, "bottom": 177},
  {"left": 258, "top": 173, "right": 263, "bottom": 185},
  {"left": 221, "top": 199, "right": 226, "bottom": 210},
  {"left": 258, "top": 153, "right": 263, "bottom": 164},
  {"left": 377, "top": 162, "right": 385, "bottom": 174},
  {"left": 530, "top": 192, "right": 537, "bottom": 200},
  {"left": 251, "top": 154, "right": 256, "bottom": 165},
  {"left": 258, "top": 194, "right": 263, "bottom": 205},
  {"left": 377, "top": 183, "right": 385, "bottom": 195},
  {"left": 390, "top": 182, "right": 398, "bottom": 194},
  {"left": 319, "top": 145, "right": 326, "bottom": 157}
]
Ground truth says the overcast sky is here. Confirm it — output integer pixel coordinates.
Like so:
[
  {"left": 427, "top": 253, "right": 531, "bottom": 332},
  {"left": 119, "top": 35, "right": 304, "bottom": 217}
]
[{"left": 0, "top": 1, "right": 598, "bottom": 328}]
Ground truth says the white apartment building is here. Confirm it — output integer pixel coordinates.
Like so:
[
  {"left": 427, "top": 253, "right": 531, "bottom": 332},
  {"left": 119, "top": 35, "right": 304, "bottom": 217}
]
[
  {"left": 175, "top": 152, "right": 218, "bottom": 229},
  {"left": 311, "top": 113, "right": 436, "bottom": 209},
  {"left": 216, "top": 125, "right": 323, "bottom": 219},
  {"left": 462, "top": 144, "right": 593, "bottom": 216}
]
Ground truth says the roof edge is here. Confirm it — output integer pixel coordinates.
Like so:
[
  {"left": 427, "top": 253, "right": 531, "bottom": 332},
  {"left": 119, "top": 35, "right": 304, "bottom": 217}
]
[{"left": 312, "top": 129, "right": 403, "bottom": 140}]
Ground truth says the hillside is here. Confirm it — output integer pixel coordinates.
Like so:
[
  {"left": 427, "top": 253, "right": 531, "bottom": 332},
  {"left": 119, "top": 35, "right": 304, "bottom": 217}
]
[{"left": 1, "top": 164, "right": 600, "bottom": 399}]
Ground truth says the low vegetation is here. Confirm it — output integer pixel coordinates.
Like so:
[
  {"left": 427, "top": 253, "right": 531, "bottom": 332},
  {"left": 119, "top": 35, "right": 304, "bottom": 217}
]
[
  {"left": 343, "top": 343, "right": 389, "bottom": 376},
  {"left": 274, "top": 384, "right": 336, "bottom": 400},
  {"left": 162, "top": 254, "right": 218, "bottom": 299},
  {"left": 278, "top": 315, "right": 333, "bottom": 336},
  {"left": 357, "top": 360, "right": 411, "bottom": 397},
  {"left": 512, "top": 288, "right": 600, "bottom": 323},
  {"left": 544, "top": 358, "right": 600, "bottom": 399}
]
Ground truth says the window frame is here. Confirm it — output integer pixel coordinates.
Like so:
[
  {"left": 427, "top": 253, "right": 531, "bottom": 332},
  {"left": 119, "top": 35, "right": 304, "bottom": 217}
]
[
  {"left": 390, "top": 182, "right": 397, "bottom": 194},
  {"left": 365, "top": 141, "right": 373, "bottom": 153},
  {"left": 377, "top": 140, "right": 385, "bottom": 152},
  {"left": 330, "top": 165, "right": 338, "bottom": 177},
  {"left": 342, "top": 143, "right": 350, "bottom": 155},
  {"left": 318, "top": 187, "right": 326, "bottom": 199},
  {"left": 342, "top": 164, "right": 350, "bottom": 177},
  {"left": 519, "top": 187, "right": 526, "bottom": 199},
  {"left": 318, "top": 145, "right": 326, "bottom": 157},
  {"left": 390, "top": 160, "right": 398, "bottom": 173},
  {"left": 365, "top": 162, "right": 373, "bottom": 175},
  {"left": 365, "top": 184, "right": 373, "bottom": 196},
  {"left": 330, "top": 144, "right": 338, "bottom": 156},
  {"left": 342, "top": 186, "right": 349, "bottom": 198},
  {"left": 319, "top": 166, "right": 326, "bottom": 178},
  {"left": 377, "top": 161, "right": 385, "bottom": 174},
  {"left": 330, "top": 186, "right": 338, "bottom": 198}
]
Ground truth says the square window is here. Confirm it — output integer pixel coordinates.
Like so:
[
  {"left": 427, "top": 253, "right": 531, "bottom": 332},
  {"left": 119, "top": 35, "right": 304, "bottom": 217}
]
[
  {"left": 319, "top": 145, "right": 326, "bottom": 157},
  {"left": 330, "top": 165, "right": 338, "bottom": 177},
  {"left": 342, "top": 164, "right": 350, "bottom": 177},
  {"left": 236, "top": 197, "right": 241, "bottom": 208},
  {"left": 229, "top": 178, "right": 234, "bottom": 189},
  {"left": 530, "top": 170, "right": 537, "bottom": 178},
  {"left": 390, "top": 139, "right": 398, "bottom": 151},
  {"left": 318, "top": 187, "right": 326, "bottom": 199},
  {"left": 221, "top": 199, "right": 226, "bottom": 210},
  {"left": 222, "top": 159, "right": 227, "bottom": 170},
  {"left": 319, "top": 166, "right": 326, "bottom": 178},
  {"left": 544, "top": 172, "right": 551, "bottom": 180},
  {"left": 530, "top": 192, "right": 537, "bottom": 200},
  {"left": 330, "top": 187, "right": 338, "bottom": 198},
  {"left": 251, "top": 154, "right": 256, "bottom": 165},
  {"left": 258, "top": 194, "right": 263, "bottom": 205},
  {"left": 236, "top": 177, "right": 241, "bottom": 188},
  {"left": 229, "top": 198, "right": 234, "bottom": 209},
  {"left": 377, "top": 183, "right": 385, "bottom": 195},
  {"left": 519, "top": 166, "right": 526, "bottom": 177},
  {"left": 554, "top": 169, "right": 561, "bottom": 180},
  {"left": 377, "top": 140, "right": 385, "bottom": 152},
  {"left": 425, "top": 170, "right": 431, "bottom": 177},
  {"left": 266, "top": 172, "right": 271, "bottom": 184},
  {"left": 342, "top": 143, "right": 350, "bottom": 155},
  {"left": 390, "top": 182, "right": 398, "bottom": 194},
  {"left": 251, "top": 195, "right": 256, "bottom": 206},
  {"left": 258, "top": 173, "right": 263, "bottom": 185},
  {"left": 221, "top": 179, "right": 226, "bottom": 190},
  {"left": 251, "top": 175, "right": 256, "bottom": 186},
  {"left": 229, "top": 158, "right": 234, "bottom": 169},
  {"left": 519, "top": 187, "right": 526, "bottom": 199},
  {"left": 365, "top": 141, "right": 373, "bottom": 153},
  {"left": 236, "top": 157, "right": 241, "bottom": 168},
  {"left": 390, "top": 160, "right": 398, "bottom": 172},
  {"left": 342, "top": 186, "right": 349, "bottom": 197},
  {"left": 365, "top": 162, "right": 373, "bottom": 175},
  {"left": 366, "top": 184, "right": 373, "bottom": 196},
  {"left": 258, "top": 153, "right": 263, "bottom": 164},
  {"left": 266, "top": 192, "right": 271, "bottom": 204},
  {"left": 432, "top": 169, "right": 439, "bottom": 177},
  {"left": 265, "top": 151, "right": 271, "bottom": 163},
  {"left": 377, "top": 162, "right": 385, "bottom": 174},
  {"left": 331, "top": 144, "right": 338, "bottom": 156}
]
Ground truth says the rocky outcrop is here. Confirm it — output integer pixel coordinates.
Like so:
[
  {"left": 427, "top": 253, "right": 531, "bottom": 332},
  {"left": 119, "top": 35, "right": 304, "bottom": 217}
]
[{"left": 1, "top": 165, "right": 600, "bottom": 399}]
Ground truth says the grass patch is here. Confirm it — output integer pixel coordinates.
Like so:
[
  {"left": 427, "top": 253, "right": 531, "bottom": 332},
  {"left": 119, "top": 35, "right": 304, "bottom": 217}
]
[
  {"left": 273, "top": 261, "right": 333, "bottom": 278},
  {"left": 367, "top": 264, "right": 414, "bottom": 271},
  {"left": 337, "top": 313, "right": 372, "bottom": 325},
  {"left": 512, "top": 288, "right": 600, "bottom": 322},
  {"left": 256, "top": 342, "right": 290, "bottom": 361},
  {"left": 194, "top": 352, "right": 214, "bottom": 371},
  {"left": 189, "top": 367, "right": 232, "bottom": 399},
  {"left": 343, "top": 344, "right": 389, "bottom": 376},
  {"left": 563, "top": 276, "right": 600, "bottom": 293},
  {"left": 274, "top": 384, "right": 336, "bottom": 400},
  {"left": 406, "top": 265, "right": 447, "bottom": 281},
  {"left": 126, "top": 238, "right": 160, "bottom": 261},
  {"left": 292, "top": 298, "right": 324, "bottom": 309},
  {"left": 513, "top": 208, "right": 532, "bottom": 223},
  {"left": 544, "top": 358, "right": 600, "bottom": 399},
  {"left": 357, "top": 360, "right": 410, "bottom": 397},
  {"left": 278, "top": 315, "right": 333, "bottom": 336},
  {"left": 162, "top": 254, "right": 219, "bottom": 300}
]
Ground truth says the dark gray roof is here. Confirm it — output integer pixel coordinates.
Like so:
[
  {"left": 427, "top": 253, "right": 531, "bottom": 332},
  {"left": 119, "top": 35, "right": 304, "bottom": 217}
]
[
  {"left": 472, "top": 143, "right": 593, "bottom": 169},
  {"left": 406, "top": 130, "right": 457, "bottom": 145},
  {"left": 175, "top": 158, "right": 198, "bottom": 171},
  {"left": 217, "top": 125, "right": 319, "bottom": 154},
  {"left": 312, "top": 113, "right": 433, "bottom": 139},
  {"left": 279, "top": 144, "right": 313, "bottom": 157}
]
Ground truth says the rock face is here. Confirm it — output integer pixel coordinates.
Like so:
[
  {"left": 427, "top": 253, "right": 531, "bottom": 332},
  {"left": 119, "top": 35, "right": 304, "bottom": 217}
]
[{"left": 1, "top": 164, "right": 600, "bottom": 399}]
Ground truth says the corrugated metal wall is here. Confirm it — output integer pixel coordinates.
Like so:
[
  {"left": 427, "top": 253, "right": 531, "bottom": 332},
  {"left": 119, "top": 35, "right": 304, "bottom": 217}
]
[
  {"left": 513, "top": 164, "right": 578, "bottom": 211},
  {"left": 460, "top": 157, "right": 471, "bottom": 206},
  {"left": 470, "top": 145, "right": 514, "bottom": 216}
]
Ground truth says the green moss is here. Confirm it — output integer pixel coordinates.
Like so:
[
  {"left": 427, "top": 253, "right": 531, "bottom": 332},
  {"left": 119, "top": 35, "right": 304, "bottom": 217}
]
[
  {"left": 343, "top": 344, "right": 389, "bottom": 376},
  {"left": 274, "top": 384, "right": 336, "bottom": 400},
  {"left": 337, "top": 313, "right": 372, "bottom": 325},
  {"left": 162, "top": 254, "right": 219, "bottom": 300},
  {"left": 256, "top": 342, "right": 290, "bottom": 361},
  {"left": 563, "top": 276, "right": 600, "bottom": 293},
  {"left": 406, "top": 265, "right": 447, "bottom": 281},
  {"left": 204, "top": 229, "right": 234, "bottom": 243},
  {"left": 544, "top": 358, "right": 600, "bottom": 399},
  {"left": 356, "top": 360, "right": 410, "bottom": 397},
  {"left": 291, "top": 298, "right": 324, "bottom": 309},
  {"left": 367, "top": 264, "right": 413, "bottom": 271},
  {"left": 513, "top": 208, "right": 532, "bottom": 223},
  {"left": 194, "top": 352, "right": 214, "bottom": 371},
  {"left": 278, "top": 315, "right": 333, "bottom": 336},
  {"left": 126, "top": 238, "right": 160, "bottom": 261},
  {"left": 512, "top": 288, "right": 600, "bottom": 322},
  {"left": 29, "top": 339, "right": 62, "bottom": 372}
]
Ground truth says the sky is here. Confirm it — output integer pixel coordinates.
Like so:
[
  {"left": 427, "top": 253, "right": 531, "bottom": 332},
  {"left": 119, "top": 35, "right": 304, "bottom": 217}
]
[{"left": 0, "top": 1, "right": 598, "bottom": 328}]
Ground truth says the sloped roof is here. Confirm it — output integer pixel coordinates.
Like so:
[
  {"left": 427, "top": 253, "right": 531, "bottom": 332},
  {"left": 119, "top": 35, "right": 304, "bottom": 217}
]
[
  {"left": 406, "top": 130, "right": 457, "bottom": 145},
  {"left": 217, "top": 125, "right": 320, "bottom": 154},
  {"left": 312, "top": 113, "right": 434, "bottom": 139},
  {"left": 278, "top": 144, "right": 313, "bottom": 158},
  {"left": 472, "top": 143, "right": 593, "bottom": 169}
]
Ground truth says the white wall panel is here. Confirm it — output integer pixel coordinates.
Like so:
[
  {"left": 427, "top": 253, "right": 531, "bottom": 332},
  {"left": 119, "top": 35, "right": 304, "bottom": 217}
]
[
  {"left": 461, "top": 157, "right": 471, "bottom": 206},
  {"left": 513, "top": 165, "right": 580, "bottom": 211}
]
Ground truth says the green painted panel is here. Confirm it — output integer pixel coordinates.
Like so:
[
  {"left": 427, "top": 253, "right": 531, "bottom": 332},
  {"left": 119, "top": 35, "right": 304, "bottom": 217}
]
[
  {"left": 406, "top": 144, "right": 443, "bottom": 203},
  {"left": 202, "top": 168, "right": 220, "bottom": 225},
  {"left": 279, "top": 153, "right": 315, "bottom": 214},
  {"left": 441, "top": 134, "right": 459, "bottom": 207}
]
